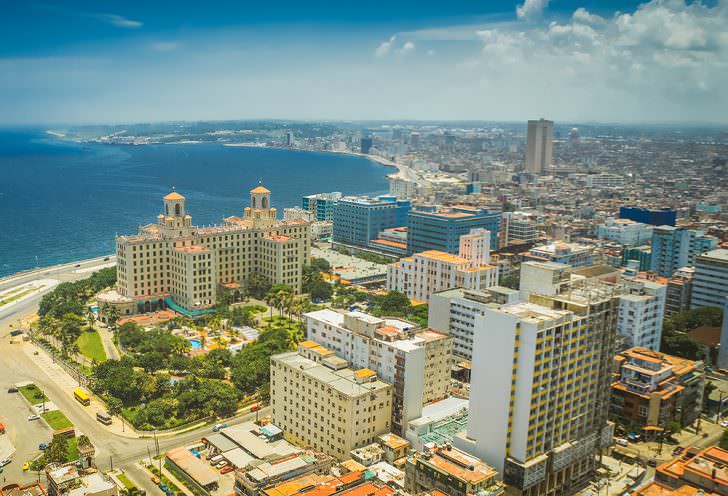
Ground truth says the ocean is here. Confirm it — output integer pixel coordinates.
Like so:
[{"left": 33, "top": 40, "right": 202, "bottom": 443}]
[{"left": 0, "top": 129, "right": 390, "bottom": 278}]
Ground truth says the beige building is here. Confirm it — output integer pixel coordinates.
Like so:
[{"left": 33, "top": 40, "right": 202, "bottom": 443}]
[
  {"left": 387, "top": 229, "right": 498, "bottom": 303},
  {"left": 305, "top": 309, "right": 451, "bottom": 434},
  {"left": 108, "top": 184, "right": 310, "bottom": 316},
  {"left": 270, "top": 342, "right": 393, "bottom": 460}
]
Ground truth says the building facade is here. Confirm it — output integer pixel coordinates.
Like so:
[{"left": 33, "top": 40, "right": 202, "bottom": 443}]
[
  {"left": 524, "top": 242, "right": 594, "bottom": 267},
  {"left": 666, "top": 267, "right": 695, "bottom": 317},
  {"left": 502, "top": 212, "right": 538, "bottom": 246},
  {"left": 456, "top": 280, "right": 619, "bottom": 496},
  {"left": 428, "top": 287, "right": 519, "bottom": 360},
  {"left": 691, "top": 249, "right": 728, "bottom": 309},
  {"left": 388, "top": 229, "right": 499, "bottom": 303},
  {"left": 618, "top": 272, "right": 668, "bottom": 351},
  {"left": 596, "top": 218, "right": 653, "bottom": 246},
  {"left": 650, "top": 227, "right": 717, "bottom": 277},
  {"left": 610, "top": 347, "right": 705, "bottom": 431},
  {"left": 270, "top": 343, "right": 393, "bottom": 460},
  {"left": 525, "top": 119, "right": 553, "bottom": 174},
  {"left": 404, "top": 445, "right": 505, "bottom": 496},
  {"left": 332, "top": 195, "right": 411, "bottom": 248},
  {"left": 407, "top": 205, "right": 500, "bottom": 253},
  {"left": 111, "top": 185, "right": 310, "bottom": 315},
  {"left": 304, "top": 309, "right": 451, "bottom": 434},
  {"left": 301, "top": 192, "right": 342, "bottom": 222}
]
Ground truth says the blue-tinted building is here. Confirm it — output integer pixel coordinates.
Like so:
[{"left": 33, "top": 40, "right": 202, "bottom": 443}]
[
  {"left": 619, "top": 207, "right": 676, "bottom": 227},
  {"left": 650, "top": 226, "right": 718, "bottom": 277},
  {"left": 333, "top": 195, "right": 411, "bottom": 248},
  {"left": 302, "top": 192, "right": 342, "bottom": 222},
  {"left": 406, "top": 205, "right": 500, "bottom": 254}
]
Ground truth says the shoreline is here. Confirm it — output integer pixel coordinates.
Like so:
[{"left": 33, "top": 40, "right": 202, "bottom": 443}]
[{"left": 0, "top": 255, "right": 115, "bottom": 286}]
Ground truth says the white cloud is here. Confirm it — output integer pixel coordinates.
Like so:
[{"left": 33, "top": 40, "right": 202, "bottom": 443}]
[
  {"left": 375, "top": 36, "right": 396, "bottom": 57},
  {"left": 91, "top": 13, "right": 143, "bottom": 28},
  {"left": 516, "top": 0, "right": 550, "bottom": 21},
  {"left": 398, "top": 41, "right": 416, "bottom": 56},
  {"left": 572, "top": 8, "right": 605, "bottom": 26}
]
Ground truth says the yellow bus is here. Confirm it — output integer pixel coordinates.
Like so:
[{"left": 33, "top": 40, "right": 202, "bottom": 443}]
[{"left": 73, "top": 388, "right": 90, "bottom": 406}]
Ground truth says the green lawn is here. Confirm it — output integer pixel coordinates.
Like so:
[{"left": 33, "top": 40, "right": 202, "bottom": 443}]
[
  {"left": 66, "top": 437, "right": 79, "bottom": 461},
  {"left": 117, "top": 473, "right": 136, "bottom": 491},
  {"left": 42, "top": 410, "right": 73, "bottom": 430},
  {"left": 19, "top": 384, "right": 49, "bottom": 404},
  {"left": 76, "top": 329, "right": 107, "bottom": 363}
]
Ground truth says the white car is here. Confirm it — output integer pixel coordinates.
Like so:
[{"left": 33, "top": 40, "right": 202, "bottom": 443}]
[
  {"left": 28, "top": 414, "right": 40, "bottom": 421},
  {"left": 720, "top": 420, "right": 728, "bottom": 428},
  {"left": 615, "top": 438, "right": 629, "bottom": 447},
  {"left": 0, "top": 458, "right": 11, "bottom": 467}
]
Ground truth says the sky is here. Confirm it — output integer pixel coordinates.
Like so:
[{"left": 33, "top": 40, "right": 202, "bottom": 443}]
[{"left": 1, "top": 0, "right": 727, "bottom": 125}]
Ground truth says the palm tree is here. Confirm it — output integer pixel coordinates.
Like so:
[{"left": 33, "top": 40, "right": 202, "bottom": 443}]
[
  {"left": 86, "top": 308, "right": 96, "bottom": 330},
  {"left": 264, "top": 293, "right": 277, "bottom": 326}
]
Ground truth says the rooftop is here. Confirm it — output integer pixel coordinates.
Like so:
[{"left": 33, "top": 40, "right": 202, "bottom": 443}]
[{"left": 413, "top": 445, "right": 498, "bottom": 485}]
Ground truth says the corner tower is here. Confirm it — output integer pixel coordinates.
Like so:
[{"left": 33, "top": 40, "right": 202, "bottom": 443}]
[
  {"left": 244, "top": 182, "right": 277, "bottom": 227},
  {"left": 158, "top": 189, "right": 193, "bottom": 236}
]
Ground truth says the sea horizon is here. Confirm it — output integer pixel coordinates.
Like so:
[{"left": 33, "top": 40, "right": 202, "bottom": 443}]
[{"left": 0, "top": 129, "right": 390, "bottom": 278}]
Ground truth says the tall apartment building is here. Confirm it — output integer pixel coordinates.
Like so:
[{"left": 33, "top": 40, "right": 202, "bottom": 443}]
[
  {"left": 718, "top": 297, "right": 728, "bottom": 370},
  {"left": 304, "top": 309, "right": 451, "bottom": 434},
  {"left": 619, "top": 207, "right": 676, "bottom": 227},
  {"left": 270, "top": 343, "right": 393, "bottom": 460},
  {"left": 691, "top": 249, "right": 728, "bottom": 309},
  {"left": 455, "top": 279, "right": 620, "bottom": 496},
  {"left": 405, "top": 445, "right": 505, "bottom": 496},
  {"left": 525, "top": 119, "right": 553, "bottom": 174},
  {"left": 665, "top": 267, "right": 695, "bottom": 317},
  {"left": 621, "top": 246, "right": 652, "bottom": 272},
  {"left": 596, "top": 218, "right": 653, "bottom": 246},
  {"left": 110, "top": 185, "right": 310, "bottom": 316},
  {"left": 502, "top": 212, "right": 538, "bottom": 246},
  {"left": 428, "top": 287, "right": 519, "bottom": 360},
  {"left": 584, "top": 173, "right": 625, "bottom": 189},
  {"left": 618, "top": 272, "right": 668, "bottom": 351},
  {"left": 301, "top": 192, "right": 342, "bottom": 222},
  {"left": 407, "top": 205, "right": 500, "bottom": 253},
  {"left": 332, "top": 195, "right": 411, "bottom": 248},
  {"left": 388, "top": 177, "right": 418, "bottom": 199},
  {"left": 611, "top": 347, "right": 705, "bottom": 431},
  {"left": 387, "top": 229, "right": 499, "bottom": 303},
  {"left": 650, "top": 226, "right": 717, "bottom": 277},
  {"left": 524, "top": 242, "right": 594, "bottom": 267}
]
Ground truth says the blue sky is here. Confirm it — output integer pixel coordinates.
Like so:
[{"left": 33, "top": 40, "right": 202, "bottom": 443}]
[{"left": 2, "top": 0, "right": 726, "bottom": 125}]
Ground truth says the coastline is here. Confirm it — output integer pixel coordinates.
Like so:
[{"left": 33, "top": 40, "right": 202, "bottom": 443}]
[{"left": 0, "top": 255, "right": 116, "bottom": 286}]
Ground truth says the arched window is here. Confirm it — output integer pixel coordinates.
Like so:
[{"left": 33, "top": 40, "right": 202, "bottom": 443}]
[
  {"left": 165, "top": 204, "right": 169, "bottom": 215},
  {"left": 252, "top": 197, "right": 257, "bottom": 208},
  {"left": 175, "top": 204, "right": 181, "bottom": 216},
  {"left": 262, "top": 197, "right": 268, "bottom": 208}
]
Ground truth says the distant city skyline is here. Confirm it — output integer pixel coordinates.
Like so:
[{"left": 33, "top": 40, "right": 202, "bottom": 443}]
[{"left": 2, "top": 0, "right": 727, "bottom": 125}]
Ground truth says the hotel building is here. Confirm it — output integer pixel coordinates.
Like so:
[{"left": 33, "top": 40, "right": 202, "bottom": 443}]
[
  {"left": 108, "top": 185, "right": 310, "bottom": 316},
  {"left": 455, "top": 279, "right": 620, "bottom": 496},
  {"left": 610, "top": 347, "right": 705, "bottom": 431},
  {"left": 304, "top": 309, "right": 451, "bottom": 434},
  {"left": 387, "top": 229, "right": 499, "bottom": 303},
  {"left": 270, "top": 343, "right": 392, "bottom": 460},
  {"left": 407, "top": 205, "right": 500, "bottom": 253}
]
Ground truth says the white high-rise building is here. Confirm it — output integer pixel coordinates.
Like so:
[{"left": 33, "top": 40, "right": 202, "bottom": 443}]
[
  {"left": 387, "top": 229, "right": 498, "bottom": 303},
  {"left": 455, "top": 280, "right": 619, "bottom": 496},
  {"left": 618, "top": 272, "right": 668, "bottom": 351},
  {"left": 305, "top": 309, "right": 452, "bottom": 434},
  {"left": 525, "top": 119, "right": 553, "bottom": 174}
]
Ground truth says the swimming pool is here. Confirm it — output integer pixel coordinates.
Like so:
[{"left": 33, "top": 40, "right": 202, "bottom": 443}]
[{"left": 188, "top": 339, "right": 201, "bottom": 349}]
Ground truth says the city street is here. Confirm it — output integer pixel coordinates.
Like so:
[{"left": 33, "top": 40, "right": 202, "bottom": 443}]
[{"left": 0, "top": 257, "right": 269, "bottom": 494}]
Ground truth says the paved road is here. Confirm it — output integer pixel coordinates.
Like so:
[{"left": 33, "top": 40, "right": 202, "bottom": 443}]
[{"left": 0, "top": 257, "right": 269, "bottom": 491}]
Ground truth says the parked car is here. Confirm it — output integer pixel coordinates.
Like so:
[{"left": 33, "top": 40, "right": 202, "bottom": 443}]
[
  {"left": 151, "top": 476, "right": 161, "bottom": 485},
  {"left": 7, "top": 387, "right": 18, "bottom": 393},
  {"left": 215, "top": 461, "right": 228, "bottom": 469},
  {"left": 673, "top": 446, "right": 685, "bottom": 456},
  {"left": 220, "top": 466, "right": 234, "bottom": 474},
  {"left": 0, "top": 459, "right": 10, "bottom": 467},
  {"left": 27, "top": 414, "right": 40, "bottom": 421},
  {"left": 615, "top": 438, "right": 629, "bottom": 447},
  {"left": 103, "top": 257, "right": 110, "bottom": 261},
  {"left": 39, "top": 443, "right": 48, "bottom": 450},
  {"left": 647, "top": 459, "right": 658, "bottom": 467},
  {"left": 627, "top": 432, "right": 641, "bottom": 442},
  {"left": 720, "top": 420, "right": 728, "bottom": 428},
  {"left": 22, "top": 461, "right": 30, "bottom": 471}
]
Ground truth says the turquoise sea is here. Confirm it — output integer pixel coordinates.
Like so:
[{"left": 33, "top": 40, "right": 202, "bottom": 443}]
[{"left": 0, "top": 129, "right": 390, "bottom": 278}]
